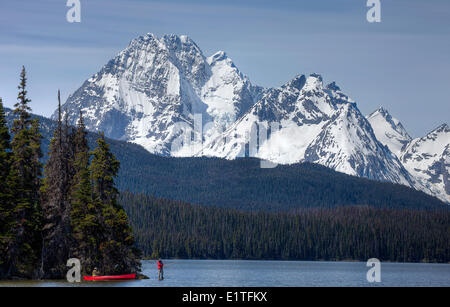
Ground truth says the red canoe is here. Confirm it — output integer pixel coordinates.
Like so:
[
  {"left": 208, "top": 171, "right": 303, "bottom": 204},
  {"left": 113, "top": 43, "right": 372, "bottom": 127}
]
[{"left": 83, "top": 273, "right": 136, "bottom": 281}]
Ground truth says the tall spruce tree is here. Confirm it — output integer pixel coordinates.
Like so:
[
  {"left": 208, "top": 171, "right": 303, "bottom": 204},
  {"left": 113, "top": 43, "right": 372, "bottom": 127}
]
[
  {"left": 40, "top": 91, "right": 73, "bottom": 279},
  {"left": 70, "top": 111, "right": 100, "bottom": 275},
  {"left": 90, "top": 133, "right": 141, "bottom": 275},
  {"left": 7, "top": 66, "right": 43, "bottom": 279},
  {"left": 30, "top": 118, "right": 43, "bottom": 199},
  {"left": 0, "top": 98, "right": 14, "bottom": 278}
]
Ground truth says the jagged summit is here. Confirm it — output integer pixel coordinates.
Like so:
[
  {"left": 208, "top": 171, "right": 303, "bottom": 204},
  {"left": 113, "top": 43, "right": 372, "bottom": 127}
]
[
  {"left": 367, "top": 107, "right": 411, "bottom": 157},
  {"left": 282, "top": 74, "right": 307, "bottom": 91},
  {"left": 209, "top": 50, "right": 228, "bottom": 63},
  {"left": 309, "top": 73, "right": 323, "bottom": 80},
  {"left": 368, "top": 106, "right": 388, "bottom": 117},
  {"left": 302, "top": 74, "right": 324, "bottom": 92},
  {"left": 326, "top": 81, "right": 341, "bottom": 92},
  {"left": 138, "top": 33, "right": 197, "bottom": 44},
  {"left": 430, "top": 123, "right": 449, "bottom": 134}
]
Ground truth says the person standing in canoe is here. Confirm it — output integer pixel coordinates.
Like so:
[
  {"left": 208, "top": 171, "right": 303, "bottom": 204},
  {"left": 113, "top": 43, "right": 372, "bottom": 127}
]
[
  {"left": 157, "top": 259, "right": 164, "bottom": 280},
  {"left": 92, "top": 267, "right": 100, "bottom": 277}
]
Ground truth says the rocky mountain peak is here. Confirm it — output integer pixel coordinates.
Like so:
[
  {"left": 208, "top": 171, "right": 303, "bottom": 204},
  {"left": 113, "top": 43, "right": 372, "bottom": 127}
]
[
  {"left": 302, "top": 74, "right": 324, "bottom": 92},
  {"left": 367, "top": 107, "right": 412, "bottom": 157},
  {"left": 282, "top": 74, "right": 306, "bottom": 91},
  {"left": 209, "top": 51, "right": 228, "bottom": 63},
  {"left": 55, "top": 33, "right": 263, "bottom": 156},
  {"left": 326, "top": 81, "right": 341, "bottom": 92},
  {"left": 432, "top": 123, "right": 449, "bottom": 134}
]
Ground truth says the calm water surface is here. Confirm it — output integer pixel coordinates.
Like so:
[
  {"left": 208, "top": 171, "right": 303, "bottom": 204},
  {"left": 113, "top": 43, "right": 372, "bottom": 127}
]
[{"left": 0, "top": 260, "right": 449, "bottom": 287}]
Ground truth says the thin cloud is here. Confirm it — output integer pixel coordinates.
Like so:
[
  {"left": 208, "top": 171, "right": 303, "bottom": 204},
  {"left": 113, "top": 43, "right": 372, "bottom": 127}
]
[{"left": 0, "top": 44, "right": 115, "bottom": 54}]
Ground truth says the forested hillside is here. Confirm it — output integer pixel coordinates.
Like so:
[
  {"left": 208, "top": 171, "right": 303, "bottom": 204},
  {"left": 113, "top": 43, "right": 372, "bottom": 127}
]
[
  {"left": 115, "top": 156, "right": 446, "bottom": 210},
  {"left": 5, "top": 108, "right": 447, "bottom": 211},
  {"left": 120, "top": 192, "right": 450, "bottom": 263}
]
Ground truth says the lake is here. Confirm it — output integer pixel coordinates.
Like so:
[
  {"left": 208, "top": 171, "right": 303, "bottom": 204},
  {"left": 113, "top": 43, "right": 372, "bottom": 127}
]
[{"left": 0, "top": 260, "right": 449, "bottom": 287}]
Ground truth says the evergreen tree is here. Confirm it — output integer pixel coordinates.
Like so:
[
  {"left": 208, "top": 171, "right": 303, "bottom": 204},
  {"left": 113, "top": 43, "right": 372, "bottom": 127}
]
[
  {"left": 0, "top": 98, "right": 14, "bottom": 278},
  {"left": 30, "top": 118, "right": 43, "bottom": 200},
  {"left": 90, "top": 133, "right": 141, "bottom": 275},
  {"left": 90, "top": 133, "right": 120, "bottom": 206},
  {"left": 40, "top": 91, "right": 73, "bottom": 279},
  {"left": 70, "top": 111, "right": 99, "bottom": 275},
  {"left": 7, "top": 67, "right": 43, "bottom": 279}
]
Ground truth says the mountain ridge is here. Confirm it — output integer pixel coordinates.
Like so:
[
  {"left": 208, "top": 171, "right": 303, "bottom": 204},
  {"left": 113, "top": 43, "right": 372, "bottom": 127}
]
[
  {"left": 54, "top": 33, "right": 449, "bottom": 203},
  {"left": 202, "top": 73, "right": 416, "bottom": 188}
]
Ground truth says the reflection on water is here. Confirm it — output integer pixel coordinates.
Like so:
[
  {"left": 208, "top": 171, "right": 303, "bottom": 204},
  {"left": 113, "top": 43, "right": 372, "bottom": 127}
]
[{"left": 0, "top": 260, "right": 449, "bottom": 287}]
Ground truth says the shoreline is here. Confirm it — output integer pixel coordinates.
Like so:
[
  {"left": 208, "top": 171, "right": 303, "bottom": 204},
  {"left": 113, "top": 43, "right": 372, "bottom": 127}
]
[{"left": 142, "top": 258, "right": 450, "bottom": 265}]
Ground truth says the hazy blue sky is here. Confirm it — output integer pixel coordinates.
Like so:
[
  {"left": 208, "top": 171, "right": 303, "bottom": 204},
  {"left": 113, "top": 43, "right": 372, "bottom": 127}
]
[{"left": 0, "top": 0, "right": 449, "bottom": 137}]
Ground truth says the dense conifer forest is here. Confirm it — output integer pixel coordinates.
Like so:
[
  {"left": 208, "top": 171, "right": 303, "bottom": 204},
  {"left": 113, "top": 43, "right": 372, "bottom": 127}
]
[
  {"left": 120, "top": 191, "right": 450, "bottom": 263},
  {"left": 115, "top": 156, "right": 446, "bottom": 211}
]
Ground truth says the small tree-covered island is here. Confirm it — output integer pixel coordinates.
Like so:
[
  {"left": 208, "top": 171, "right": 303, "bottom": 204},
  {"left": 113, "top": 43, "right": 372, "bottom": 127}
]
[{"left": 0, "top": 67, "right": 141, "bottom": 280}]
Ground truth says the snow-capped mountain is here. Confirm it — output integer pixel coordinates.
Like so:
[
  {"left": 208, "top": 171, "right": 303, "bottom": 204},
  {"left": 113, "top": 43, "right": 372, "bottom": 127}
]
[
  {"left": 367, "top": 107, "right": 412, "bottom": 157},
  {"left": 57, "top": 33, "right": 448, "bottom": 203},
  {"left": 55, "top": 33, "right": 263, "bottom": 155},
  {"left": 366, "top": 107, "right": 449, "bottom": 203},
  {"left": 400, "top": 124, "right": 450, "bottom": 203},
  {"left": 202, "top": 74, "right": 415, "bottom": 186}
]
